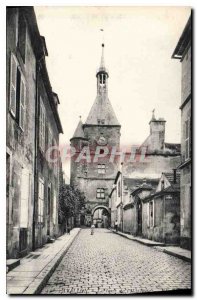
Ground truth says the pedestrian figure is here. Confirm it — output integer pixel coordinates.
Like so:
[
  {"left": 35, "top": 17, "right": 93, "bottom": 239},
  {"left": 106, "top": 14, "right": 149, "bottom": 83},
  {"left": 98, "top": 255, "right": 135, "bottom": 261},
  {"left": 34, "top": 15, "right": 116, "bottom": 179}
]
[
  {"left": 91, "top": 224, "right": 95, "bottom": 235},
  {"left": 115, "top": 220, "right": 118, "bottom": 232},
  {"left": 67, "top": 225, "right": 71, "bottom": 235}
]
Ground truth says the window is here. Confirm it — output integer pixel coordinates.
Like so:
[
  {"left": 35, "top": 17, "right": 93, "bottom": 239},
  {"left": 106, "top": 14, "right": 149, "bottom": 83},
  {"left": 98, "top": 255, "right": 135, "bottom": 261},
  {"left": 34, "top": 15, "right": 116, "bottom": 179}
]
[
  {"left": 99, "top": 74, "right": 106, "bottom": 84},
  {"left": 185, "top": 118, "right": 190, "bottom": 160},
  {"left": 38, "top": 177, "right": 44, "bottom": 223},
  {"left": 97, "top": 188, "right": 105, "bottom": 199},
  {"left": 19, "top": 74, "right": 25, "bottom": 130},
  {"left": 9, "top": 53, "right": 26, "bottom": 130},
  {"left": 98, "top": 164, "right": 106, "bottom": 174},
  {"left": 39, "top": 98, "right": 46, "bottom": 151},
  {"left": 18, "top": 11, "right": 26, "bottom": 62}
]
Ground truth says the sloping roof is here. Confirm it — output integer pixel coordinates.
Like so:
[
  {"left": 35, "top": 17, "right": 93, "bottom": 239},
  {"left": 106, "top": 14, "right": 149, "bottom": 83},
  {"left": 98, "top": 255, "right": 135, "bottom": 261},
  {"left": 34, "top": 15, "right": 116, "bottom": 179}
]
[
  {"left": 172, "top": 14, "right": 192, "bottom": 59},
  {"left": 71, "top": 120, "right": 85, "bottom": 139},
  {"left": 143, "top": 185, "right": 180, "bottom": 202},
  {"left": 85, "top": 94, "right": 120, "bottom": 126}
]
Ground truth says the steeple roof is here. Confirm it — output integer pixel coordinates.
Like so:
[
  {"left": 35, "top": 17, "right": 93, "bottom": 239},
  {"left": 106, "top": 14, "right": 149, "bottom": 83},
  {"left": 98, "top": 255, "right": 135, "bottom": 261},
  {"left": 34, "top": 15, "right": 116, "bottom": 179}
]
[
  {"left": 85, "top": 43, "right": 120, "bottom": 126},
  {"left": 72, "top": 119, "right": 85, "bottom": 139},
  {"left": 85, "top": 94, "right": 120, "bottom": 126}
]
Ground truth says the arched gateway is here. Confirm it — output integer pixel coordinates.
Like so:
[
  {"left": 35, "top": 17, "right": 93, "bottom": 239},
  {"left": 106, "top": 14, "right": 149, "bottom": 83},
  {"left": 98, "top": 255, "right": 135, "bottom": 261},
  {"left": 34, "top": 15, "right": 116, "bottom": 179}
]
[
  {"left": 91, "top": 205, "right": 110, "bottom": 216},
  {"left": 91, "top": 205, "right": 111, "bottom": 228}
]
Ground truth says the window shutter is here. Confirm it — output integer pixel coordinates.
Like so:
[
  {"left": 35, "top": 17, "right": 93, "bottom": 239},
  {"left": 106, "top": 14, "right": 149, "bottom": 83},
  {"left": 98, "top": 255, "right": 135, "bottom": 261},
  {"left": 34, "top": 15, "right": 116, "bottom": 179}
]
[
  {"left": 19, "top": 76, "right": 26, "bottom": 130},
  {"left": 185, "top": 119, "right": 189, "bottom": 160},
  {"left": 20, "top": 169, "right": 30, "bottom": 228},
  {"left": 38, "top": 178, "right": 44, "bottom": 223},
  {"left": 10, "top": 54, "right": 17, "bottom": 116}
]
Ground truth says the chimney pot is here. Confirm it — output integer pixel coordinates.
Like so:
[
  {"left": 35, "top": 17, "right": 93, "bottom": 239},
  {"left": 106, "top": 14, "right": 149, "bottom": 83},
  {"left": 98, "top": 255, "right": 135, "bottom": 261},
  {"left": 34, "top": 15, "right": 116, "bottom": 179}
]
[{"left": 173, "top": 169, "right": 177, "bottom": 184}]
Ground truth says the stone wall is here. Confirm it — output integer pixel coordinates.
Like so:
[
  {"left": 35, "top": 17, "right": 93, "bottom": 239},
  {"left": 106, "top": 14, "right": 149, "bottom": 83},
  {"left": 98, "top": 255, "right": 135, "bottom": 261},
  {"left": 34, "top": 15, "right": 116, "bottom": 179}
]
[{"left": 6, "top": 8, "right": 36, "bottom": 258}]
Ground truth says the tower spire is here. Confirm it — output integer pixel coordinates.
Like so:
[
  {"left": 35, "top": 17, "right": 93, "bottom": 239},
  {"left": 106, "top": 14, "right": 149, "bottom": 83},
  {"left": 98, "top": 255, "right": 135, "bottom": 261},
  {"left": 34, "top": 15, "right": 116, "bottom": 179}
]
[{"left": 100, "top": 43, "right": 105, "bottom": 70}]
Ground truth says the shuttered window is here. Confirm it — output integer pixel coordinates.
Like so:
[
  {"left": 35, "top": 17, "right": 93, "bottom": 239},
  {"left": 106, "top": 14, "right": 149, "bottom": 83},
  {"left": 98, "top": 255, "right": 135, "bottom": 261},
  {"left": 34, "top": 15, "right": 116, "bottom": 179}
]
[
  {"left": 9, "top": 53, "right": 26, "bottom": 130},
  {"left": 19, "top": 75, "right": 26, "bottom": 130}
]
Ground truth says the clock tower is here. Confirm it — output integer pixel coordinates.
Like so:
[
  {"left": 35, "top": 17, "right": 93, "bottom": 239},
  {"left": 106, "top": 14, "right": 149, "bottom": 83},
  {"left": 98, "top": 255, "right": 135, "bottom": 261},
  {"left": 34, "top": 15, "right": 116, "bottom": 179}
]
[{"left": 70, "top": 43, "right": 121, "bottom": 226}]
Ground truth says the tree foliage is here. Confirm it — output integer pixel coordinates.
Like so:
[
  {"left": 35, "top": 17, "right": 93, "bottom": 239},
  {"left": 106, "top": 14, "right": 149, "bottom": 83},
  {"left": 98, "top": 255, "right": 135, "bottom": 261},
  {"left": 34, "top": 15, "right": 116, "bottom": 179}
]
[{"left": 58, "top": 183, "right": 85, "bottom": 224}]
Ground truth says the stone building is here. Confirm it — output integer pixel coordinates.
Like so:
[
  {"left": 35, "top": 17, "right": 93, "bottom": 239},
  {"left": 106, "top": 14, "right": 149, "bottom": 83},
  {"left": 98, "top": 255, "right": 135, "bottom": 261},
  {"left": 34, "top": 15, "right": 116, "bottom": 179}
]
[
  {"left": 6, "top": 7, "right": 63, "bottom": 259},
  {"left": 70, "top": 44, "right": 121, "bottom": 225},
  {"left": 109, "top": 113, "right": 181, "bottom": 242},
  {"left": 137, "top": 171, "right": 180, "bottom": 244},
  {"left": 109, "top": 174, "right": 158, "bottom": 233},
  {"left": 33, "top": 45, "right": 63, "bottom": 249},
  {"left": 122, "top": 111, "right": 181, "bottom": 178},
  {"left": 172, "top": 15, "right": 192, "bottom": 250}
]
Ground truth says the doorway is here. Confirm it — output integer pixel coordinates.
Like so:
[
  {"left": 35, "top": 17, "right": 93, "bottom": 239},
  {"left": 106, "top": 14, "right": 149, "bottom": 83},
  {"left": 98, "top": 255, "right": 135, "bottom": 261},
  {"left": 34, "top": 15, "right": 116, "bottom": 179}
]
[
  {"left": 137, "top": 202, "right": 142, "bottom": 236},
  {"left": 47, "top": 184, "right": 51, "bottom": 236}
]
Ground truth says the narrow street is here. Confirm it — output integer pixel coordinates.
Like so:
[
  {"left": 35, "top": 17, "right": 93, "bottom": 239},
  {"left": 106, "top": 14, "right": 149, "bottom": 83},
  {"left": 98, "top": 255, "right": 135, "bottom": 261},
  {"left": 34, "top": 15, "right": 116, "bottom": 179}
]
[{"left": 41, "top": 229, "right": 191, "bottom": 294}]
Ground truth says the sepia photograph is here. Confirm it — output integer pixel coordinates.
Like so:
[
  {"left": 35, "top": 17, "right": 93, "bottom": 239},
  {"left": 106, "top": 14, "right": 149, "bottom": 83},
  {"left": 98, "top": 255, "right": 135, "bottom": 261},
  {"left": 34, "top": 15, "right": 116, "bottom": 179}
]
[{"left": 5, "top": 4, "right": 192, "bottom": 295}]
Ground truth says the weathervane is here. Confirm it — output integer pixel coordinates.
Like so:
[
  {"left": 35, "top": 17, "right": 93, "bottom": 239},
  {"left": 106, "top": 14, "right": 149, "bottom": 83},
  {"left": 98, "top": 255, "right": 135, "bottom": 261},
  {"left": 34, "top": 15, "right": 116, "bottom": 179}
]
[{"left": 100, "top": 28, "right": 104, "bottom": 46}]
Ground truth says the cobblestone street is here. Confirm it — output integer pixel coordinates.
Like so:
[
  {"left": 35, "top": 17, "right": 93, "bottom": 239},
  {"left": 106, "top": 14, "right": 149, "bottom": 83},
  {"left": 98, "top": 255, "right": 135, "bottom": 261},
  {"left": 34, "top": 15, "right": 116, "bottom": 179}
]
[{"left": 41, "top": 229, "right": 191, "bottom": 295}]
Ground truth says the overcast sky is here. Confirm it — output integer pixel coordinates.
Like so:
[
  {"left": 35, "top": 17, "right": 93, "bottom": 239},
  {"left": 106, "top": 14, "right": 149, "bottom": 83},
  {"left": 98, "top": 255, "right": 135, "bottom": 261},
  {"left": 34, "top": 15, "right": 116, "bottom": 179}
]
[{"left": 34, "top": 6, "right": 191, "bottom": 179}]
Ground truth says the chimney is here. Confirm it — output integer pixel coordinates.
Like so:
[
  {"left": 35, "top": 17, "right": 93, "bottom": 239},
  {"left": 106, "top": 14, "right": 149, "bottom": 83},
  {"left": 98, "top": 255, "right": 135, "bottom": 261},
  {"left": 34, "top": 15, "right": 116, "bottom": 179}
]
[{"left": 173, "top": 169, "right": 177, "bottom": 184}]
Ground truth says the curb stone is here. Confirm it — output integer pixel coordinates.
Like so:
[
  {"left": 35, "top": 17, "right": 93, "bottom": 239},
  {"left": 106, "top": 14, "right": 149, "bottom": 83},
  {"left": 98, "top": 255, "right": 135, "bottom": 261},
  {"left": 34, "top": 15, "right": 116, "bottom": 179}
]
[{"left": 22, "top": 228, "right": 81, "bottom": 294}]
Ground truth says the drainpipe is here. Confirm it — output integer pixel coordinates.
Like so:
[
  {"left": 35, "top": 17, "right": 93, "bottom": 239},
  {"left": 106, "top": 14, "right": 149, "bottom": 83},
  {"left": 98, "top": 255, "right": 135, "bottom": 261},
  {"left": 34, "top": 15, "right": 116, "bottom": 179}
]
[
  {"left": 32, "top": 56, "right": 43, "bottom": 250},
  {"left": 121, "top": 162, "right": 124, "bottom": 232}
]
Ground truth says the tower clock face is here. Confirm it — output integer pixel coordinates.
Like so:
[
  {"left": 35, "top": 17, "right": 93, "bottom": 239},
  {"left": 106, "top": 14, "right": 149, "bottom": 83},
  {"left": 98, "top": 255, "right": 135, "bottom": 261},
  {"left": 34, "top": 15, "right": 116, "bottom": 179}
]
[{"left": 97, "top": 136, "right": 107, "bottom": 146}]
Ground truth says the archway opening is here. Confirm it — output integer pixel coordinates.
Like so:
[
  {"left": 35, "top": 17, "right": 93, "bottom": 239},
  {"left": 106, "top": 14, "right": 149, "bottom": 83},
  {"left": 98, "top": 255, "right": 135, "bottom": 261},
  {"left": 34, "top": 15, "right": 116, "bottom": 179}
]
[{"left": 92, "top": 206, "right": 110, "bottom": 228}]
